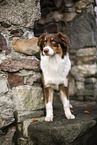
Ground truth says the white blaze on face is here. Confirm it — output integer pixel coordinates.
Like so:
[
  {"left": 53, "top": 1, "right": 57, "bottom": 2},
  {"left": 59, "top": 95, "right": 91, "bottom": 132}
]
[{"left": 43, "top": 46, "right": 54, "bottom": 55}]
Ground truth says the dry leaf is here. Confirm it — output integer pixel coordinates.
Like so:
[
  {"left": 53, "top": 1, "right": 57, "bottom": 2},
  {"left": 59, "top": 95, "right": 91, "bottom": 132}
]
[
  {"left": 84, "top": 111, "right": 90, "bottom": 114},
  {"left": 87, "top": 100, "right": 91, "bottom": 102},
  {"left": 32, "top": 119, "right": 38, "bottom": 122}
]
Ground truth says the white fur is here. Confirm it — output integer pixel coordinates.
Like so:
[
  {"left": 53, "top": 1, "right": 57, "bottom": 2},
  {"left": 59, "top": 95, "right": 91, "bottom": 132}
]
[
  {"left": 60, "top": 91, "right": 75, "bottom": 119},
  {"left": 43, "top": 46, "right": 54, "bottom": 55},
  {"left": 45, "top": 91, "right": 53, "bottom": 121},
  {"left": 40, "top": 53, "right": 71, "bottom": 90}
]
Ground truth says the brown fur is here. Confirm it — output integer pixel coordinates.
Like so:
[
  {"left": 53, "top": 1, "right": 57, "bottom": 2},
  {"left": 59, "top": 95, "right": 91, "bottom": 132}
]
[{"left": 38, "top": 32, "right": 70, "bottom": 58}]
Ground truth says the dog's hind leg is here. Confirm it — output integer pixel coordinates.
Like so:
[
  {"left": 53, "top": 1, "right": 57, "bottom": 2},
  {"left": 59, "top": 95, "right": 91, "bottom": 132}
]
[
  {"left": 44, "top": 87, "right": 54, "bottom": 121},
  {"left": 59, "top": 85, "right": 75, "bottom": 119}
]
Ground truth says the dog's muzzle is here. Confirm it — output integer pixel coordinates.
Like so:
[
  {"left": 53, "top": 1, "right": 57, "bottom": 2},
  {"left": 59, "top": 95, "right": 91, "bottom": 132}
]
[{"left": 43, "top": 46, "right": 54, "bottom": 56}]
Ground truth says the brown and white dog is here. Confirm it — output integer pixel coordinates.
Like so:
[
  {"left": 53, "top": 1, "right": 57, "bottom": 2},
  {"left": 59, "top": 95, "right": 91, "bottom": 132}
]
[{"left": 38, "top": 32, "right": 75, "bottom": 121}]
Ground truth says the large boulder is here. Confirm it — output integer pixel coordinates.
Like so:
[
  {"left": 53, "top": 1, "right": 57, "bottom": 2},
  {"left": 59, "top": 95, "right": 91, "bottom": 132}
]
[{"left": 0, "top": 0, "right": 41, "bottom": 28}]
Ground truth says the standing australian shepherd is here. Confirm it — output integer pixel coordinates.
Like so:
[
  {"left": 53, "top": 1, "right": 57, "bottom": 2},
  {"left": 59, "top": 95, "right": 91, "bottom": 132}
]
[{"left": 38, "top": 32, "right": 75, "bottom": 121}]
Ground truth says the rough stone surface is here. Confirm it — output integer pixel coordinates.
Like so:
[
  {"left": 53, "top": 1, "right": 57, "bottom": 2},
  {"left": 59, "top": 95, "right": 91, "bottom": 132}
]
[
  {"left": 16, "top": 110, "right": 44, "bottom": 122},
  {"left": 0, "top": 0, "right": 41, "bottom": 28},
  {"left": 0, "top": 73, "right": 8, "bottom": 94},
  {"left": 0, "top": 33, "right": 8, "bottom": 51},
  {"left": 0, "top": 94, "right": 15, "bottom": 129},
  {"left": 28, "top": 99, "right": 97, "bottom": 145},
  {"left": 71, "top": 64, "right": 96, "bottom": 76},
  {"left": 8, "top": 73, "right": 24, "bottom": 88},
  {"left": 10, "top": 29, "right": 24, "bottom": 37},
  {"left": 23, "top": 117, "right": 45, "bottom": 137},
  {"left": 75, "top": 0, "right": 93, "bottom": 10},
  {"left": 12, "top": 37, "right": 39, "bottom": 55},
  {"left": 0, "top": 58, "right": 40, "bottom": 72},
  {"left": 29, "top": 120, "right": 96, "bottom": 145},
  {"left": 76, "top": 47, "right": 96, "bottom": 57},
  {"left": 24, "top": 73, "right": 41, "bottom": 85},
  {"left": 67, "top": 12, "right": 95, "bottom": 49},
  {"left": 12, "top": 85, "right": 44, "bottom": 111},
  {"left": 0, "top": 126, "right": 16, "bottom": 145},
  {"left": 63, "top": 13, "right": 77, "bottom": 22},
  {"left": 0, "top": 33, "right": 11, "bottom": 55}
]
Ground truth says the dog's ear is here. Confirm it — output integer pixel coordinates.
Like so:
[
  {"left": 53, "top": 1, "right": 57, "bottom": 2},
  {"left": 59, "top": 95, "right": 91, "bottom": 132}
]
[
  {"left": 37, "top": 33, "right": 47, "bottom": 50},
  {"left": 57, "top": 32, "right": 70, "bottom": 56}
]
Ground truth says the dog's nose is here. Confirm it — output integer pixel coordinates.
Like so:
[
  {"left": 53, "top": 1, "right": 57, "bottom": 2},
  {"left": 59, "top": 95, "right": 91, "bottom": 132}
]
[{"left": 44, "top": 48, "right": 49, "bottom": 53}]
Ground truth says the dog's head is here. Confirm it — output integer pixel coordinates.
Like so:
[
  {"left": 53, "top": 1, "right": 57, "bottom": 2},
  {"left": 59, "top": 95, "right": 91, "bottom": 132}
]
[{"left": 38, "top": 32, "right": 70, "bottom": 58}]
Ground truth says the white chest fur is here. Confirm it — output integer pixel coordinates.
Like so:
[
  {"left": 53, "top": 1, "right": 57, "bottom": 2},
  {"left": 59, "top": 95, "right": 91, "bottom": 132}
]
[{"left": 40, "top": 53, "right": 71, "bottom": 89}]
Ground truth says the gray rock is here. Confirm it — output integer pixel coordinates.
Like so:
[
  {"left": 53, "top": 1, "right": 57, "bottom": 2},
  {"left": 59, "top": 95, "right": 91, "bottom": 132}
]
[
  {"left": 94, "top": 81, "right": 97, "bottom": 101},
  {"left": 24, "top": 73, "right": 41, "bottom": 85},
  {"left": 77, "top": 64, "right": 96, "bottom": 75},
  {"left": 23, "top": 117, "right": 45, "bottom": 137},
  {"left": 76, "top": 81, "right": 85, "bottom": 90},
  {"left": 0, "top": 94, "right": 15, "bottom": 129},
  {"left": 67, "top": 12, "right": 95, "bottom": 49},
  {"left": 16, "top": 110, "right": 44, "bottom": 122},
  {"left": 71, "top": 64, "right": 96, "bottom": 76},
  {"left": 0, "top": 33, "right": 8, "bottom": 51},
  {"left": 75, "top": 0, "right": 92, "bottom": 10},
  {"left": 28, "top": 118, "right": 96, "bottom": 145},
  {"left": 16, "top": 69, "right": 36, "bottom": 76},
  {"left": 0, "top": 126, "right": 16, "bottom": 145},
  {"left": 63, "top": 13, "right": 77, "bottom": 22},
  {"left": 12, "top": 85, "right": 44, "bottom": 111},
  {"left": 28, "top": 99, "right": 97, "bottom": 145},
  {"left": 77, "top": 89, "right": 94, "bottom": 96},
  {"left": 0, "top": 0, "right": 40, "bottom": 28},
  {"left": 76, "top": 47, "right": 96, "bottom": 57},
  {"left": 0, "top": 58, "right": 40, "bottom": 72},
  {"left": 12, "top": 85, "right": 44, "bottom": 122},
  {"left": 0, "top": 73, "right": 8, "bottom": 94}
]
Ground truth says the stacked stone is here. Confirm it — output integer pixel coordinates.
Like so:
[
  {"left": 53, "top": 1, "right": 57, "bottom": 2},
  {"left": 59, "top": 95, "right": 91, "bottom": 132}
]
[
  {"left": 0, "top": 0, "right": 44, "bottom": 144},
  {"left": 0, "top": 32, "right": 44, "bottom": 144},
  {"left": 34, "top": 0, "right": 94, "bottom": 36},
  {"left": 69, "top": 47, "right": 96, "bottom": 100}
]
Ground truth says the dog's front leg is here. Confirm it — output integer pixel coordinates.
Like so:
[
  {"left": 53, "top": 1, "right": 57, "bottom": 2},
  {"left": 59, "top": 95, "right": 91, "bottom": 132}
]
[
  {"left": 59, "top": 85, "right": 75, "bottom": 119},
  {"left": 44, "top": 87, "right": 53, "bottom": 121}
]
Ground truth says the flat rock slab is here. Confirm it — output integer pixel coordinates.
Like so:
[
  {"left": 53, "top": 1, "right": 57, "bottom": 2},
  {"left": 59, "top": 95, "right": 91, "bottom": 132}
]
[
  {"left": 28, "top": 119, "right": 96, "bottom": 145},
  {"left": 12, "top": 85, "right": 44, "bottom": 111},
  {"left": 0, "top": 95, "right": 15, "bottom": 129},
  {"left": 28, "top": 100, "right": 97, "bottom": 145},
  {"left": 0, "top": 58, "right": 40, "bottom": 72},
  {"left": 12, "top": 37, "right": 39, "bottom": 55}
]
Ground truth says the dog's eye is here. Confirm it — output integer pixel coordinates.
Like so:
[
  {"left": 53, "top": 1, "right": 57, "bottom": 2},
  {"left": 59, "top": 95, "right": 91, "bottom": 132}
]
[{"left": 51, "top": 41, "right": 58, "bottom": 47}]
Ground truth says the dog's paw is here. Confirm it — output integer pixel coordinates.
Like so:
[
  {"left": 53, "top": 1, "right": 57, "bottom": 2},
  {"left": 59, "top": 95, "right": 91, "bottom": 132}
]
[
  {"left": 45, "top": 116, "right": 53, "bottom": 122},
  {"left": 66, "top": 113, "right": 75, "bottom": 120}
]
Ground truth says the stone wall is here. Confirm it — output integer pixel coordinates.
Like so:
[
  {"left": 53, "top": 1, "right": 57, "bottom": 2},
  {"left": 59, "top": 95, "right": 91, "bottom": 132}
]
[
  {"left": 69, "top": 47, "right": 96, "bottom": 100},
  {"left": 0, "top": 0, "right": 96, "bottom": 144},
  {"left": 0, "top": 0, "right": 44, "bottom": 144}
]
